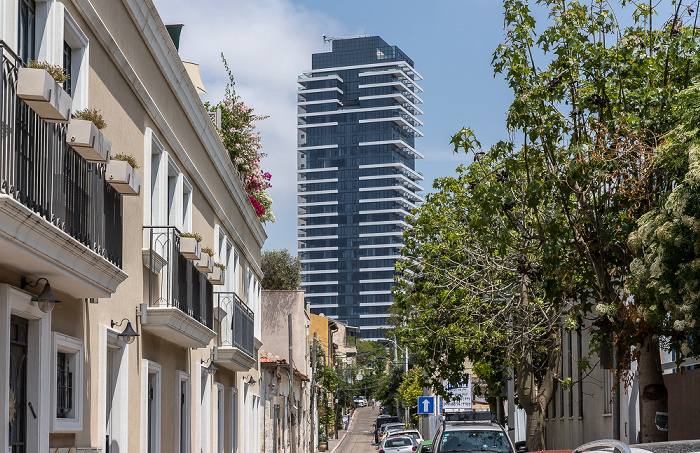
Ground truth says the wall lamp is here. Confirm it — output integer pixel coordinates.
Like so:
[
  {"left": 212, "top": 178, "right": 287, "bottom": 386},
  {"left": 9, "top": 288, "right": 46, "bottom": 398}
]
[
  {"left": 243, "top": 375, "right": 256, "bottom": 386},
  {"left": 202, "top": 358, "right": 218, "bottom": 376},
  {"left": 21, "top": 277, "right": 61, "bottom": 313},
  {"left": 111, "top": 318, "right": 139, "bottom": 344}
]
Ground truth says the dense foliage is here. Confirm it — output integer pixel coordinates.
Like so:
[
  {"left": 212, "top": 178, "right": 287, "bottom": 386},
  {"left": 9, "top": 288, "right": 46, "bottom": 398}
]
[
  {"left": 393, "top": 0, "right": 700, "bottom": 447},
  {"left": 260, "top": 249, "right": 301, "bottom": 290},
  {"left": 207, "top": 55, "right": 274, "bottom": 223}
]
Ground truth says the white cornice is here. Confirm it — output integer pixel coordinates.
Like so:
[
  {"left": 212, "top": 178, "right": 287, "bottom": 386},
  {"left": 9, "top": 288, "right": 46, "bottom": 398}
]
[{"left": 71, "top": 0, "right": 265, "bottom": 277}]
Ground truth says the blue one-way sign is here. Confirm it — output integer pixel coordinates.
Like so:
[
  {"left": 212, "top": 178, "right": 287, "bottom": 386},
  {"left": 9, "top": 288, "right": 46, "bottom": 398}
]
[{"left": 417, "top": 396, "right": 435, "bottom": 414}]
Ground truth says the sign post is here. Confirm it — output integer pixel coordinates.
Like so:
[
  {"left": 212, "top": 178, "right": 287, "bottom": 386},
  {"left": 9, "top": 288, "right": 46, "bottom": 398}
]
[{"left": 417, "top": 396, "right": 435, "bottom": 415}]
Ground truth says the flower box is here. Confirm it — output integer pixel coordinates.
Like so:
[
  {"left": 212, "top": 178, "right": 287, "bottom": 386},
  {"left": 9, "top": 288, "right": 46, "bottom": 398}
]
[
  {"left": 17, "top": 67, "right": 72, "bottom": 123},
  {"left": 179, "top": 237, "right": 201, "bottom": 261},
  {"left": 66, "top": 119, "right": 111, "bottom": 163},
  {"left": 195, "top": 254, "right": 214, "bottom": 273},
  {"left": 208, "top": 267, "right": 225, "bottom": 285},
  {"left": 105, "top": 159, "right": 142, "bottom": 196}
]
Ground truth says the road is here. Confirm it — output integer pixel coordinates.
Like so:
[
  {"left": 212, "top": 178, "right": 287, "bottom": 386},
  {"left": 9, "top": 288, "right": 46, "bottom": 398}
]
[{"left": 335, "top": 407, "right": 377, "bottom": 453}]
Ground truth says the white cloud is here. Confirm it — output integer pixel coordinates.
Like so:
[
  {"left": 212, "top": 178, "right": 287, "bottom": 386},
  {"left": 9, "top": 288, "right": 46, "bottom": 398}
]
[{"left": 152, "top": 0, "right": 345, "bottom": 251}]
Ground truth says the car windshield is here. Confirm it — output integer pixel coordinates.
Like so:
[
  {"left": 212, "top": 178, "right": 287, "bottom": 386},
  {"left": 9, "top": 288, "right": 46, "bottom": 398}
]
[
  {"left": 440, "top": 430, "right": 511, "bottom": 453},
  {"left": 386, "top": 437, "right": 414, "bottom": 447}
]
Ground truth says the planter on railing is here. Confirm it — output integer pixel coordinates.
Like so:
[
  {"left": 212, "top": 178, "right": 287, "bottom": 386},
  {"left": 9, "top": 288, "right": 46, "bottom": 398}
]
[
  {"left": 180, "top": 237, "right": 201, "bottom": 261},
  {"left": 209, "top": 266, "right": 225, "bottom": 285},
  {"left": 106, "top": 159, "right": 142, "bottom": 196},
  {"left": 16, "top": 67, "right": 72, "bottom": 123},
  {"left": 195, "top": 253, "right": 214, "bottom": 273},
  {"left": 66, "top": 119, "right": 111, "bottom": 163}
]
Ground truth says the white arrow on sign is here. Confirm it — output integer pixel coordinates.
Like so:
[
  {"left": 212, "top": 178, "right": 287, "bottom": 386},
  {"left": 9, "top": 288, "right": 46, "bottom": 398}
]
[{"left": 422, "top": 399, "right": 431, "bottom": 413}]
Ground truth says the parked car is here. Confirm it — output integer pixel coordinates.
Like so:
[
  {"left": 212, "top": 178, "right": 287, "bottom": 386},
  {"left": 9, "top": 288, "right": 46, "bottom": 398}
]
[
  {"left": 380, "top": 435, "right": 419, "bottom": 453},
  {"left": 380, "top": 422, "right": 406, "bottom": 442},
  {"left": 374, "top": 415, "right": 401, "bottom": 443},
  {"left": 431, "top": 418, "right": 514, "bottom": 453}
]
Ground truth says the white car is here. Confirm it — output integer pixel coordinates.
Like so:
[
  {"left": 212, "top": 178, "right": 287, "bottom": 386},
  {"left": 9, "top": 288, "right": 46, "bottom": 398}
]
[
  {"left": 353, "top": 396, "right": 367, "bottom": 407},
  {"left": 380, "top": 435, "right": 419, "bottom": 453},
  {"left": 387, "top": 429, "right": 424, "bottom": 445}
]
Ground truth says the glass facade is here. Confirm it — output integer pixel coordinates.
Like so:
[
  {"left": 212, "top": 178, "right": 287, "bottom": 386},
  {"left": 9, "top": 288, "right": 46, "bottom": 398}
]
[{"left": 297, "top": 36, "right": 423, "bottom": 339}]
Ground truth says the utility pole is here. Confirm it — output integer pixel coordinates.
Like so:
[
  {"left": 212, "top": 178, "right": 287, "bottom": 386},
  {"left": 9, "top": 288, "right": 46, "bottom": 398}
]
[
  {"left": 394, "top": 343, "right": 400, "bottom": 418},
  {"left": 311, "top": 333, "right": 317, "bottom": 453},
  {"left": 404, "top": 347, "right": 409, "bottom": 426}
]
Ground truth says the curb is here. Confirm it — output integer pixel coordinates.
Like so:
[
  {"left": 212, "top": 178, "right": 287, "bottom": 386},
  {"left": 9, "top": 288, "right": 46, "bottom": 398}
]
[{"left": 330, "top": 409, "right": 359, "bottom": 453}]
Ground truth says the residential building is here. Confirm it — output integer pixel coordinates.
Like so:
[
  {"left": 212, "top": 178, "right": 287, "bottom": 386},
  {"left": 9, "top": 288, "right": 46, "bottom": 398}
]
[
  {"left": 297, "top": 35, "right": 424, "bottom": 340},
  {"left": 0, "top": 0, "right": 265, "bottom": 452},
  {"left": 260, "top": 290, "right": 312, "bottom": 453}
]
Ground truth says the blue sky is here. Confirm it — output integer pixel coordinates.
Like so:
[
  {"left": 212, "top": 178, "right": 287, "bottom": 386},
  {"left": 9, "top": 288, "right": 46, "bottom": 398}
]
[{"left": 151, "top": 0, "right": 517, "bottom": 252}]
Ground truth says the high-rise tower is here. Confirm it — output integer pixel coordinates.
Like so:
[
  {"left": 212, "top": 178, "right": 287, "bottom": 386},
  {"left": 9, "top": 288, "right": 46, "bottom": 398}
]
[{"left": 297, "top": 36, "right": 423, "bottom": 339}]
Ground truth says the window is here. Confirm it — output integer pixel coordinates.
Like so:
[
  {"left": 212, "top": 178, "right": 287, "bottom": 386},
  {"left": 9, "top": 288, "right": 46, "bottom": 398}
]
[
  {"left": 145, "top": 129, "right": 192, "bottom": 231},
  {"left": 603, "top": 368, "right": 613, "bottom": 415},
  {"left": 577, "top": 326, "right": 583, "bottom": 418},
  {"left": 62, "top": 9, "right": 89, "bottom": 109},
  {"left": 62, "top": 41, "right": 72, "bottom": 95},
  {"left": 51, "top": 332, "right": 83, "bottom": 432},
  {"left": 18, "top": 0, "right": 36, "bottom": 63}
]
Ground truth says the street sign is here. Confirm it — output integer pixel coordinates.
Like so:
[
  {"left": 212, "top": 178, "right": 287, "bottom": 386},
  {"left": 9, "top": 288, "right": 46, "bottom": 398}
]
[
  {"left": 417, "top": 396, "right": 435, "bottom": 414},
  {"left": 441, "top": 375, "right": 472, "bottom": 412}
]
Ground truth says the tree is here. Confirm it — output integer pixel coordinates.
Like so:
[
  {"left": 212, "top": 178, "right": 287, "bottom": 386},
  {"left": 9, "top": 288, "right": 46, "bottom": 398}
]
[
  {"left": 398, "top": 366, "right": 423, "bottom": 426},
  {"left": 484, "top": 0, "right": 700, "bottom": 442},
  {"left": 397, "top": 0, "right": 700, "bottom": 446},
  {"left": 392, "top": 142, "right": 569, "bottom": 449},
  {"left": 261, "top": 249, "right": 301, "bottom": 290}
]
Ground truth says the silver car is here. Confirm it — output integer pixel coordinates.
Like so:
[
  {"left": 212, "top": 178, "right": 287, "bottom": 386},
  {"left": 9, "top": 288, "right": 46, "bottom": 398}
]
[{"left": 380, "top": 435, "right": 418, "bottom": 453}]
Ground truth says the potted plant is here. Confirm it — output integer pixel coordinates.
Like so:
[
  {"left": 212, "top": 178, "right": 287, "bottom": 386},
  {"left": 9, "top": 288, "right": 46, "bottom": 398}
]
[
  {"left": 195, "top": 246, "right": 215, "bottom": 273},
  {"left": 318, "top": 432, "right": 328, "bottom": 451},
  {"left": 209, "top": 263, "right": 226, "bottom": 285},
  {"left": 179, "top": 232, "right": 202, "bottom": 261},
  {"left": 66, "top": 108, "right": 111, "bottom": 162},
  {"left": 106, "top": 153, "right": 142, "bottom": 196},
  {"left": 17, "top": 61, "right": 72, "bottom": 123}
]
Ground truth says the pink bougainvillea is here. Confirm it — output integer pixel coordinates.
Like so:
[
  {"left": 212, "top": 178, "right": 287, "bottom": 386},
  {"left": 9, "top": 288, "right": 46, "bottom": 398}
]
[{"left": 207, "top": 54, "right": 274, "bottom": 223}]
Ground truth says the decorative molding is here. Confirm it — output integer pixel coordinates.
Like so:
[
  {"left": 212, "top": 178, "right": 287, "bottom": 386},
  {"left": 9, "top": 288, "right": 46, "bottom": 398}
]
[
  {"left": 141, "top": 306, "right": 216, "bottom": 349},
  {"left": 214, "top": 346, "right": 256, "bottom": 372},
  {"left": 0, "top": 195, "right": 128, "bottom": 297},
  {"left": 70, "top": 0, "right": 265, "bottom": 278}
]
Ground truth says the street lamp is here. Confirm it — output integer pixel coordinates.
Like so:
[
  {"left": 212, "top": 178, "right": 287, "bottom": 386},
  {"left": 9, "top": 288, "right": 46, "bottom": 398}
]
[
  {"left": 21, "top": 277, "right": 61, "bottom": 313},
  {"left": 111, "top": 318, "right": 139, "bottom": 344}
]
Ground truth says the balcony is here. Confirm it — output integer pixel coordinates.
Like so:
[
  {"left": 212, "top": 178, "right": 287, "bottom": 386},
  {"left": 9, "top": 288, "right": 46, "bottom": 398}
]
[
  {"left": 141, "top": 226, "right": 216, "bottom": 349},
  {"left": 213, "top": 292, "right": 256, "bottom": 371},
  {"left": 0, "top": 42, "right": 126, "bottom": 297}
]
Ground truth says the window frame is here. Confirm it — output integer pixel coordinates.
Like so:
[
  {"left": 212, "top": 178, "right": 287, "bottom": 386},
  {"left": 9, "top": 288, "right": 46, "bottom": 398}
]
[{"left": 51, "top": 332, "right": 83, "bottom": 433}]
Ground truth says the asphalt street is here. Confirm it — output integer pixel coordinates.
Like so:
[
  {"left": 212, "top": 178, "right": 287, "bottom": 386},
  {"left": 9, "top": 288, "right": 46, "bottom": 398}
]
[{"left": 335, "top": 407, "right": 378, "bottom": 453}]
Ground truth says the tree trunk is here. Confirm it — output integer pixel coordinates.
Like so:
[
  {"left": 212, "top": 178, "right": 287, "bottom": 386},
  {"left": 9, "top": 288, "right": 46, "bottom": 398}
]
[{"left": 638, "top": 333, "right": 668, "bottom": 443}]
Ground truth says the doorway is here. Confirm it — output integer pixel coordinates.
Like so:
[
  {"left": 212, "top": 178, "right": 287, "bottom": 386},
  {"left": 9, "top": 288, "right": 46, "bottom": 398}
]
[{"left": 9, "top": 316, "right": 28, "bottom": 453}]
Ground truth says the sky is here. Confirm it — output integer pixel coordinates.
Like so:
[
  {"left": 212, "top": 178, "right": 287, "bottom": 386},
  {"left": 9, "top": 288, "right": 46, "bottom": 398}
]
[{"left": 151, "top": 0, "right": 518, "bottom": 252}]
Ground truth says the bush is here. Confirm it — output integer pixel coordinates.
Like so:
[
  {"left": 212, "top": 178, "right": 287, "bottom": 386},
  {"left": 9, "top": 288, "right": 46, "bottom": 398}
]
[{"left": 112, "top": 153, "right": 139, "bottom": 169}]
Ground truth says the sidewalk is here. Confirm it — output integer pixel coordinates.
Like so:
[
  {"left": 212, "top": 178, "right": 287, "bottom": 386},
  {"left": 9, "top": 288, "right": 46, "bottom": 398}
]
[{"left": 324, "top": 409, "right": 358, "bottom": 453}]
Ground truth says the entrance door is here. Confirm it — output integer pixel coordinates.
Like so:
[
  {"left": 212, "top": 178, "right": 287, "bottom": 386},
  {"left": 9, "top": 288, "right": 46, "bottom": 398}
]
[{"left": 9, "top": 316, "right": 28, "bottom": 453}]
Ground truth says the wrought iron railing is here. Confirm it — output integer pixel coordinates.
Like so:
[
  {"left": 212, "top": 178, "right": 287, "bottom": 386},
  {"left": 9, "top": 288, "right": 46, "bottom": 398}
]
[
  {"left": 215, "top": 291, "right": 254, "bottom": 358},
  {"left": 0, "top": 41, "right": 123, "bottom": 267},
  {"left": 145, "top": 226, "right": 213, "bottom": 329}
]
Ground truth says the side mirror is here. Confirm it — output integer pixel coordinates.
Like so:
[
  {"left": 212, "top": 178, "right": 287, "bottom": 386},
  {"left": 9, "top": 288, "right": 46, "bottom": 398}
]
[
  {"left": 421, "top": 446, "right": 432, "bottom": 453},
  {"left": 515, "top": 441, "right": 528, "bottom": 453}
]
